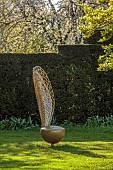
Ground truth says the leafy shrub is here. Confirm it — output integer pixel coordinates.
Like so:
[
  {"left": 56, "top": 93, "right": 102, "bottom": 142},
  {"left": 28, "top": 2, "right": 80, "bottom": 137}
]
[
  {"left": 0, "top": 116, "right": 36, "bottom": 130},
  {"left": 85, "top": 115, "right": 113, "bottom": 127},
  {"left": 0, "top": 45, "right": 113, "bottom": 123}
]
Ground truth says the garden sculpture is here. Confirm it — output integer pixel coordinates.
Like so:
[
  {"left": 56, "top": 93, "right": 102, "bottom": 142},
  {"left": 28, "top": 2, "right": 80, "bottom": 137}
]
[{"left": 33, "top": 66, "right": 65, "bottom": 146}]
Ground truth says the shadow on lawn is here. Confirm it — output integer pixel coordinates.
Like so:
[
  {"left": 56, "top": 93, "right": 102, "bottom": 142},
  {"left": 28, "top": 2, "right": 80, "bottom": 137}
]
[
  {"left": 0, "top": 142, "right": 50, "bottom": 168},
  {"left": 0, "top": 139, "right": 112, "bottom": 168},
  {"left": 0, "top": 159, "right": 33, "bottom": 168},
  {"left": 52, "top": 144, "right": 106, "bottom": 158},
  {"left": 1, "top": 128, "right": 113, "bottom": 168}
]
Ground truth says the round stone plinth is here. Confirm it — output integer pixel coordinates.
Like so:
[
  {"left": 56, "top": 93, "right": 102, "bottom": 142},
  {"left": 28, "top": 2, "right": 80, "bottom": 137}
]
[{"left": 40, "top": 126, "right": 65, "bottom": 145}]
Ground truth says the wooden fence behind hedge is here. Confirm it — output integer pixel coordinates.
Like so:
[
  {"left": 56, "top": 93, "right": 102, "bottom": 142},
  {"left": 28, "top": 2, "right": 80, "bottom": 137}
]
[{"left": 0, "top": 45, "right": 113, "bottom": 123}]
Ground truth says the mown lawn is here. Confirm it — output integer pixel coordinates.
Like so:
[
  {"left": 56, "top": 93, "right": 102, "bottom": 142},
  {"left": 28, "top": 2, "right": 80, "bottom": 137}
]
[{"left": 0, "top": 125, "right": 113, "bottom": 170}]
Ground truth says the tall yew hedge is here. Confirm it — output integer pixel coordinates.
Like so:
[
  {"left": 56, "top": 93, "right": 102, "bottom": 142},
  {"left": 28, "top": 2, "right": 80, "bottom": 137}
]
[{"left": 0, "top": 45, "right": 113, "bottom": 124}]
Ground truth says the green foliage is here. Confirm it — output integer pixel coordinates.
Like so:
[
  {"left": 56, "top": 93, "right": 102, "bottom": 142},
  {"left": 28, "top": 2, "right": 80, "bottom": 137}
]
[
  {"left": 0, "top": 116, "right": 36, "bottom": 130},
  {"left": 0, "top": 45, "right": 113, "bottom": 123},
  {"left": 98, "top": 44, "right": 113, "bottom": 71},
  {"left": 85, "top": 115, "right": 113, "bottom": 127},
  {"left": 78, "top": 0, "right": 113, "bottom": 71}
]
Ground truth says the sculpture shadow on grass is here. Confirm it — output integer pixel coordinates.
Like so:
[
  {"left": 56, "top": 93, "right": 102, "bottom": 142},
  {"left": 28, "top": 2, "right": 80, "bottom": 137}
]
[{"left": 52, "top": 144, "right": 106, "bottom": 158}]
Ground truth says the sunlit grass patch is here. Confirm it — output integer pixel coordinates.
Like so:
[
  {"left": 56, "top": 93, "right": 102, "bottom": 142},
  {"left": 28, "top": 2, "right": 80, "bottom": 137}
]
[{"left": 0, "top": 126, "right": 113, "bottom": 169}]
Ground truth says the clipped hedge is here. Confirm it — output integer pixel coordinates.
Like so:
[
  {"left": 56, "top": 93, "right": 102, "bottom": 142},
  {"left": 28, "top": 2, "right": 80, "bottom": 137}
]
[{"left": 0, "top": 45, "right": 113, "bottom": 124}]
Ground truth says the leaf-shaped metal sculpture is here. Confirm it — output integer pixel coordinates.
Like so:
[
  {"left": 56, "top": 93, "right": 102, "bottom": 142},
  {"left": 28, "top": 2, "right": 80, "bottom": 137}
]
[
  {"left": 33, "top": 66, "right": 55, "bottom": 127},
  {"left": 33, "top": 66, "right": 65, "bottom": 146}
]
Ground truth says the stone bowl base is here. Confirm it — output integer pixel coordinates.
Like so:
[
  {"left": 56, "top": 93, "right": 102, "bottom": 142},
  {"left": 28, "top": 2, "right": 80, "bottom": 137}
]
[{"left": 40, "top": 125, "right": 65, "bottom": 145}]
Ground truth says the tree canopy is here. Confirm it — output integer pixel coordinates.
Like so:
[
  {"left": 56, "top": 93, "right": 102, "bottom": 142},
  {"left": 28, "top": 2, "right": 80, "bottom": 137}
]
[
  {"left": 0, "top": 0, "right": 86, "bottom": 53},
  {"left": 78, "top": 0, "right": 113, "bottom": 71}
]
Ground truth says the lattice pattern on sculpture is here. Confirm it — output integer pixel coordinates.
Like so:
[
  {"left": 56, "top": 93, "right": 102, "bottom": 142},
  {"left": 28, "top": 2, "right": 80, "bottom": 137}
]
[
  {"left": 33, "top": 66, "right": 65, "bottom": 145},
  {"left": 33, "top": 66, "right": 55, "bottom": 127}
]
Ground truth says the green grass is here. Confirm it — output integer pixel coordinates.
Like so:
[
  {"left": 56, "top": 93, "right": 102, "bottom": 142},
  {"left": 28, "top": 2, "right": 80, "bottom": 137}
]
[{"left": 0, "top": 125, "right": 113, "bottom": 170}]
